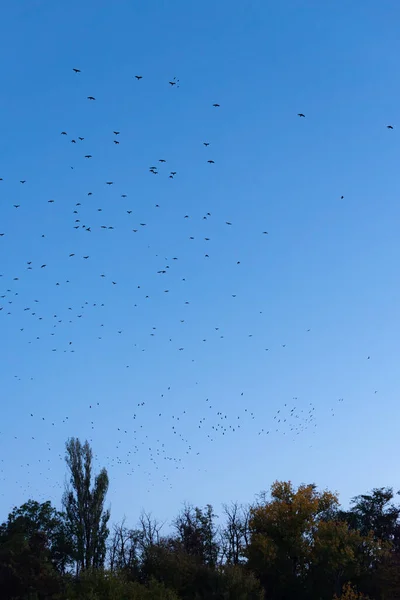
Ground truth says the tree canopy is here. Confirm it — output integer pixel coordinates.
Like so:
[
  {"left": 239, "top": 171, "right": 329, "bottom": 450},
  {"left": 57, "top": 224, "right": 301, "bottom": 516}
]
[{"left": 1, "top": 439, "right": 400, "bottom": 600}]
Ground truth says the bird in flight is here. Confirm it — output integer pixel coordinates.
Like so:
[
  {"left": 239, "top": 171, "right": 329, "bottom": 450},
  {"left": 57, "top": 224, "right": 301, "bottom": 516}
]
[
  {"left": 61, "top": 131, "right": 67, "bottom": 135},
  {"left": 84, "top": 155, "right": 92, "bottom": 159},
  {"left": 298, "top": 113, "right": 305, "bottom": 117},
  {"left": 135, "top": 75, "right": 143, "bottom": 80},
  {"left": 213, "top": 103, "right": 220, "bottom": 107},
  {"left": 20, "top": 180, "right": 26, "bottom": 184},
  {"left": 207, "top": 160, "right": 215, "bottom": 164},
  {"left": 87, "top": 96, "right": 96, "bottom": 100},
  {"left": 169, "top": 81, "right": 176, "bottom": 86},
  {"left": 73, "top": 68, "right": 81, "bottom": 73},
  {"left": 203, "top": 142, "right": 210, "bottom": 146},
  {"left": 78, "top": 137, "right": 84, "bottom": 141},
  {"left": 387, "top": 125, "right": 394, "bottom": 129},
  {"left": 106, "top": 181, "right": 114, "bottom": 185}
]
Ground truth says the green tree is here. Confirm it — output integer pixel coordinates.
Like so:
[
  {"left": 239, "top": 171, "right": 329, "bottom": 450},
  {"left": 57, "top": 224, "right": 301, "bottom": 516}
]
[
  {"left": 63, "top": 437, "right": 110, "bottom": 574},
  {"left": 1, "top": 499, "right": 73, "bottom": 574},
  {"left": 338, "top": 487, "right": 400, "bottom": 600},
  {"left": 345, "top": 488, "right": 400, "bottom": 544},
  {"left": 309, "top": 518, "right": 383, "bottom": 599},
  {"left": 140, "top": 538, "right": 263, "bottom": 600},
  {"left": 0, "top": 501, "right": 64, "bottom": 599},
  {"left": 64, "top": 569, "right": 179, "bottom": 600}
]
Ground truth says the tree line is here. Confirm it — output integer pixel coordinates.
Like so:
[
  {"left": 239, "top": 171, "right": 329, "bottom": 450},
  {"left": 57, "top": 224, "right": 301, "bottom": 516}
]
[{"left": 1, "top": 437, "right": 400, "bottom": 600}]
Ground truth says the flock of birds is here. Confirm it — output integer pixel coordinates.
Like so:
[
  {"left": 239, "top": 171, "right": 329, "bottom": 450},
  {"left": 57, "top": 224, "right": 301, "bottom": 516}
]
[{"left": 0, "top": 68, "right": 383, "bottom": 505}]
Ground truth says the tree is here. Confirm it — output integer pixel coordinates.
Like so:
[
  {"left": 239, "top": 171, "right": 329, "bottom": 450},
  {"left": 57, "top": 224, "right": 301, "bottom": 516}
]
[
  {"left": 221, "top": 502, "right": 250, "bottom": 565},
  {"left": 334, "top": 582, "right": 370, "bottom": 600},
  {"left": 0, "top": 499, "right": 73, "bottom": 574},
  {"left": 63, "top": 437, "right": 110, "bottom": 574},
  {"left": 140, "top": 538, "right": 264, "bottom": 600},
  {"left": 309, "top": 518, "right": 382, "bottom": 599},
  {"left": 173, "top": 503, "right": 220, "bottom": 567},
  {"left": 0, "top": 500, "right": 67, "bottom": 599},
  {"left": 64, "top": 569, "right": 179, "bottom": 600},
  {"left": 338, "top": 487, "right": 400, "bottom": 600},
  {"left": 346, "top": 488, "right": 400, "bottom": 544},
  {"left": 138, "top": 511, "right": 164, "bottom": 550},
  {"left": 247, "top": 481, "right": 389, "bottom": 600},
  {"left": 108, "top": 518, "right": 141, "bottom": 578},
  {"left": 247, "top": 481, "right": 339, "bottom": 600}
]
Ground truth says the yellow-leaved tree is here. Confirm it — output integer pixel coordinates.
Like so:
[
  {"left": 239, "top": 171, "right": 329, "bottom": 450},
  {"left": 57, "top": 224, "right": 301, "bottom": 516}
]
[
  {"left": 334, "top": 582, "right": 370, "bottom": 600},
  {"left": 246, "top": 481, "right": 384, "bottom": 600}
]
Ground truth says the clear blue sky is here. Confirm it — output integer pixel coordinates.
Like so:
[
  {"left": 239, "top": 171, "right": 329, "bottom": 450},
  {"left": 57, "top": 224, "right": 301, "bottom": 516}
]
[{"left": 1, "top": 0, "right": 400, "bottom": 528}]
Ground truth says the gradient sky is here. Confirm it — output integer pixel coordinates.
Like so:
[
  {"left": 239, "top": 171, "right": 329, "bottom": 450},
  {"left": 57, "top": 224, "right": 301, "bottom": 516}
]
[{"left": 1, "top": 0, "right": 400, "bottom": 529}]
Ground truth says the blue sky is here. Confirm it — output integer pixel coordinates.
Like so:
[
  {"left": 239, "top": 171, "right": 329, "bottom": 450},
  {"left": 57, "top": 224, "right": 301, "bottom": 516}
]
[{"left": 1, "top": 0, "right": 400, "bottom": 528}]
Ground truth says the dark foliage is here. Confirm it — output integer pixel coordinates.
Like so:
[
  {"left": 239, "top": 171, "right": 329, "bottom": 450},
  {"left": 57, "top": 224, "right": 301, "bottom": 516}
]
[{"left": 1, "top": 440, "right": 400, "bottom": 600}]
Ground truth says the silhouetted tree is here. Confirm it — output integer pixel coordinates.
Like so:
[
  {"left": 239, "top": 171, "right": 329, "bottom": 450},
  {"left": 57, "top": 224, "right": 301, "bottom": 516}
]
[
  {"left": 221, "top": 501, "right": 250, "bottom": 565},
  {"left": 0, "top": 500, "right": 67, "bottom": 599},
  {"left": 173, "top": 503, "right": 220, "bottom": 567},
  {"left": 347, "top": 488, "right": 400, "bottom": 543},
  {"left": 62, "top": 437, "right": 110, "bottom": 574},
  {"left": 108, "top": 518, "right": 141, "bottom": 578},
  {"left": 0, "top": 499, "right": 73, "bottom": 574}
]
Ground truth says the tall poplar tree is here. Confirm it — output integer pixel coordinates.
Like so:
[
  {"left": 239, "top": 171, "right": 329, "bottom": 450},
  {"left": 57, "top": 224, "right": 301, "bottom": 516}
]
[{"left": 62, "top": 437, "right": 110, "bottom": 573}]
